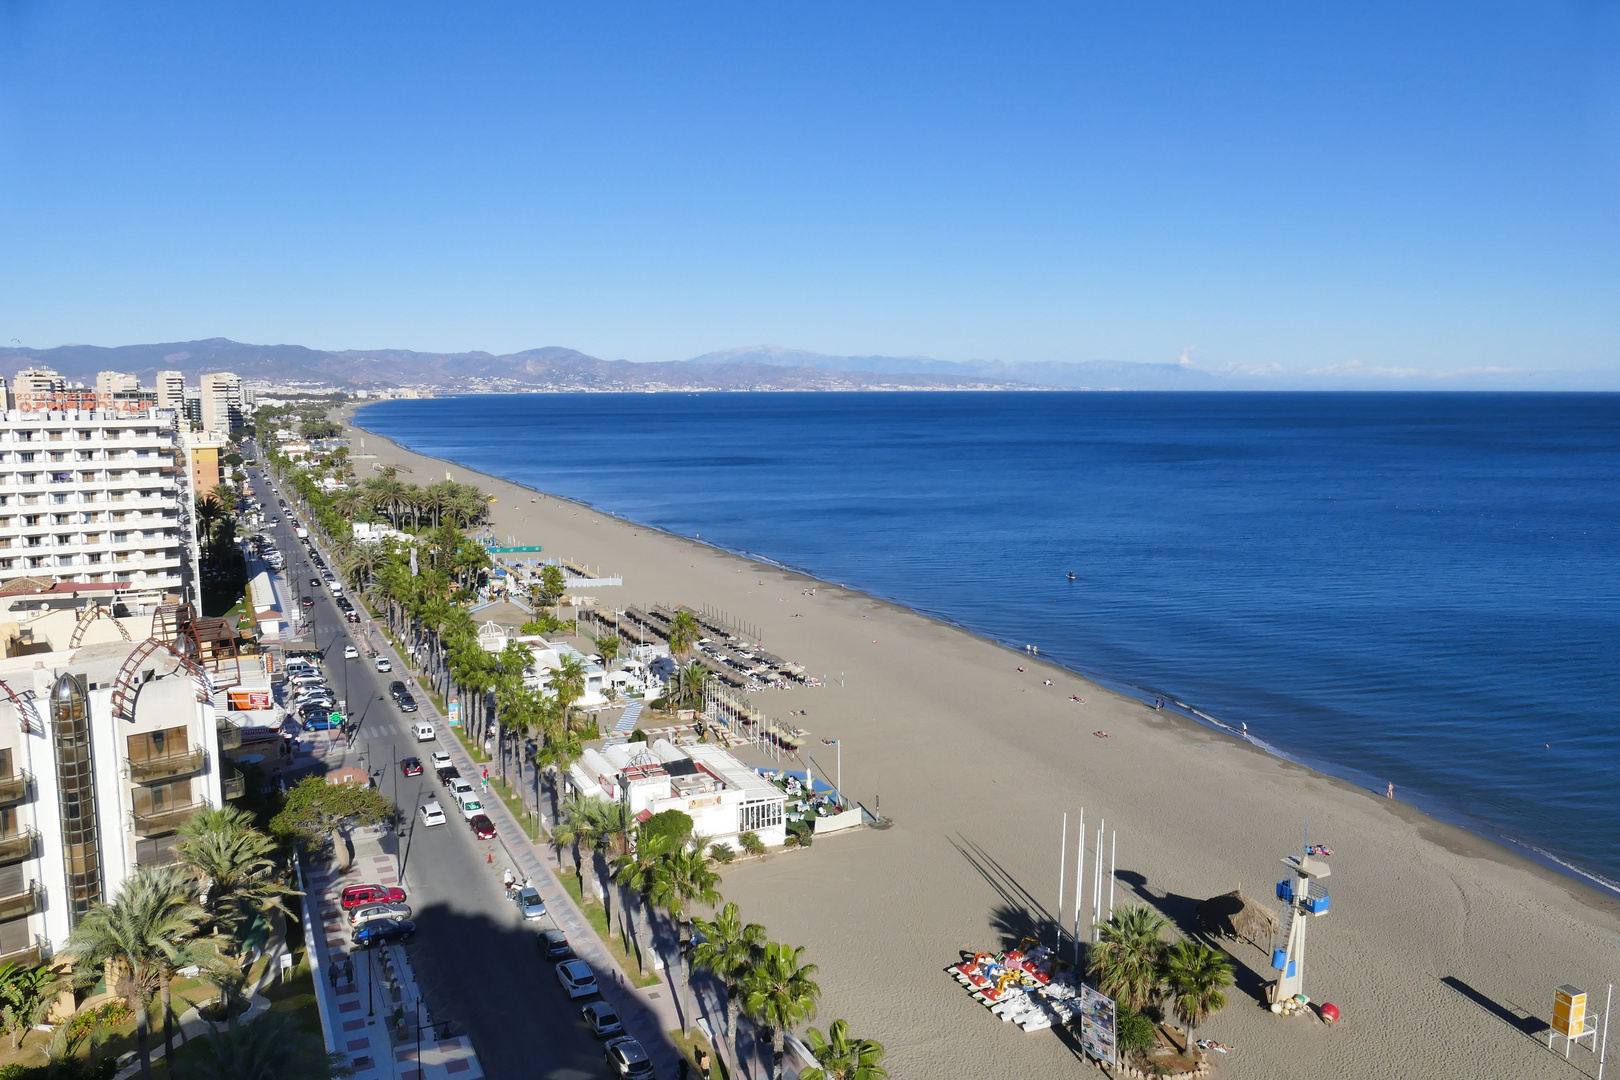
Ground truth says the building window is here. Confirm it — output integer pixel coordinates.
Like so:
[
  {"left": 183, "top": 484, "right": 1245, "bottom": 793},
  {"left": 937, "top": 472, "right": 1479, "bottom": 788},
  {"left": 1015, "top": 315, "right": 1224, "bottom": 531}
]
[
  {"left": 50, "top": 673, "right": 101, "bottom": 927},
  {"left": 127, "top": 726, "right": 188, "bottom": 763},
  {"left": 739, "top": 799, "right": 784, "bottom": 833},
  {"left": 131, "top": 778, "right": 192, "bottom": 816},
  {"left": 135, "top": 833, "right": 180, "bottom": 867}
]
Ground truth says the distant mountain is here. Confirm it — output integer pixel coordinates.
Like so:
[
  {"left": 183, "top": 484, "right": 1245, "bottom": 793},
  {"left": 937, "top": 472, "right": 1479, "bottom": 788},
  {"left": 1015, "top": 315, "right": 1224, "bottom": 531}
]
[
  {"left": 0, "top": 339, "right": 1029, "bottom": 392},
  {"left": 687, "top": 345, "right": 1222, "bottom": 389}
]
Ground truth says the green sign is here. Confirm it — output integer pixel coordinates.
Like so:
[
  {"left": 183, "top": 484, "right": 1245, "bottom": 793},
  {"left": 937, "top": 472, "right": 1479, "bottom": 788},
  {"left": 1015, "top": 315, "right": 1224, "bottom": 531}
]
[
  {"left": 329, "top": 711, "right": 344, "bottom": 725},
  {"left": 487, "top": 545, "right": 544, "bottom": 553}
]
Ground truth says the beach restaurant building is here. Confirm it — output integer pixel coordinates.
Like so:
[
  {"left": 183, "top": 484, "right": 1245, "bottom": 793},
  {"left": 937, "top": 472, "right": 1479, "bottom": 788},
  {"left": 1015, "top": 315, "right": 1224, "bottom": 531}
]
[{"left": 568, "top": 740, "right": 788, "bottom": 849}]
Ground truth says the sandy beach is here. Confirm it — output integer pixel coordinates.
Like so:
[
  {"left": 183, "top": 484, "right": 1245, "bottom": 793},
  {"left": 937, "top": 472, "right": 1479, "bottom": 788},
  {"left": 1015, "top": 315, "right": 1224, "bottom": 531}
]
[{"left": 344, "top": 407, "right": 1620, "bottom": 1080}]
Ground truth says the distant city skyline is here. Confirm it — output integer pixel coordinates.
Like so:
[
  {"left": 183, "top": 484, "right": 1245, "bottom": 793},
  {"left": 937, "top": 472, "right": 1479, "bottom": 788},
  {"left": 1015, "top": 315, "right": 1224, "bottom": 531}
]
[{"left": 1, "top": 2, "right": 1616, "bottom": 385}]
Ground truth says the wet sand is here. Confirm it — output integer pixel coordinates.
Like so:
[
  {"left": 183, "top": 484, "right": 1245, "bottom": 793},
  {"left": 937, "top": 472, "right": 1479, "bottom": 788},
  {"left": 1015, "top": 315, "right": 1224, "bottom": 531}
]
[{"left": 345, "top": 406, "right": 1620, "bottom": 1080}]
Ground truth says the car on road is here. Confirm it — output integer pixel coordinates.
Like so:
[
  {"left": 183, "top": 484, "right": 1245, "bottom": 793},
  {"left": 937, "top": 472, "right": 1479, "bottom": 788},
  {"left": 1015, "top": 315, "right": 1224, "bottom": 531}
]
[
  {"left": 400, "top": 757, "right": 423, "bottom": 777},
  {"left": 375, "top": 657, "right": 392, "bottom": 672},
  {"left": 581, "top": 1000, "right": 622, "bottom": 1038},
  {"left": 429, "top": 751, "right": 452, "bottom": 770},
  {"left": 397, "top": 694, "right": 418, "bottom": 713},
  {"left": 513, "top": 886, "right": 546, "bottom": 920},
  {"left": 302, "top": 715, "right": 340, "bottom": 731},
  {"left": 603, "top": 1036, "right": 654, "bottom": 1079},
  {"left": 419, "top": 802, "right": 447, "bottom": 827},
  {"left": 556, "top": 960, "right": 598, "bottom": 998},
  {"left": 329, "top": 581, "right": 344, "bottom": 596},
  {"left": 469, "top": 814, "right": 497, "bottom": 840},
  {"left": 336, "top": 597, "right": 354, "bottom": 612},
  {"left": 344, "top": 645, "right": 358, "bottom": 659},
  {"left": 389, "top": 681, "right": 408, "bottom": 700},
  {"left": 300, "top": 597, "right": 315, "bottom": 608},
  {"left": 309, "top": 577, "right": 321, "bottom": 588},
  {"left": 447, "top": 777, "right": 474, "bottom": 800},
  {"left": 352, "top": 918, "right": 416, "bottom": 948},
  {"left": 346, "top": 610, "right": 362, "bottom": 623},
  {"left": 341, "top": 884, "right": 407, "bottom": 909},
  {"left": 537, "top": 928, "right": 572, "bottom": 960},
  {"left": 410, "top": 721, "right": 435, "bottom": 742},
  {"left": 349, "top": 901, "right": 412, "bottom": 927},
  {"left": 436, "top": 766, "right": 461, "bottom": 788},
  {"left": 454, "top": 792, "right": 484, "bottom": 821}
]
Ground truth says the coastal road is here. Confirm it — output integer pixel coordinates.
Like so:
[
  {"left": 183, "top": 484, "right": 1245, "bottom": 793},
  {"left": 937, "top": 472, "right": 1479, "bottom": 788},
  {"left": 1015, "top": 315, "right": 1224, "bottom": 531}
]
[{"left": 250, "top": 470, "right": 620, "bottom": 1080}]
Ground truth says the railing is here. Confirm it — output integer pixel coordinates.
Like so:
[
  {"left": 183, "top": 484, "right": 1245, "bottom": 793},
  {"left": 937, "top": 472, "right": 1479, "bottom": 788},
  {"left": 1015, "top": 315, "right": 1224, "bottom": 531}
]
[
  {"left": 128, "top": 747, "right": 206, "bottom": 784},
  {"left": 0, "top": 830, "right": 36, "bottom": 864},
  {"left": 0, "top": 942, "right": 43, "bottom": 969},
  {"left": 0, "top": 884, "right": 42, "bottom": 921},
  {"left": 222, "top": 772, "right": 246, "bottom": 800},
  {"left": 132, "top": 800, "right": 207, "bottom": 837},
  {"left": 217, "top": 722, "right": 243, "bottom": 749},
  {"left": 0, "top": 772, "right": 31, "bottom": 807}
]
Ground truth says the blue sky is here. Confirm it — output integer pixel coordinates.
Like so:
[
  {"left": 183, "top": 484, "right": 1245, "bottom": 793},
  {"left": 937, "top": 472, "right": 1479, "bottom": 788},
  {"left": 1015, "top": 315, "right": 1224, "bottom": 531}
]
[{"left": 1, "top": 1, "right": 1616, "bottom": 381}]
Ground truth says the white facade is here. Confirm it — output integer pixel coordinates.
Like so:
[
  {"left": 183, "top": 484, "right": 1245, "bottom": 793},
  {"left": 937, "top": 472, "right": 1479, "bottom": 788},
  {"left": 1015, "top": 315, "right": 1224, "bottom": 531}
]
[
  {"left": 479, "top": 630, "right": 608, "bottom": 709},
  {"left": 0, "top": 640, "right": 225, "bottom": 966},
  {"left": 199, "top": 373, "right": 243, "bottom": 437},
  {"left": 0, "top": 409, "right": 186, "bottom": 597},
  {"left": 154, "top": 371, "right": 187, "bottom": 412},
  {"left": 568, "top": 740, "right": 787, "bottom": 849}
]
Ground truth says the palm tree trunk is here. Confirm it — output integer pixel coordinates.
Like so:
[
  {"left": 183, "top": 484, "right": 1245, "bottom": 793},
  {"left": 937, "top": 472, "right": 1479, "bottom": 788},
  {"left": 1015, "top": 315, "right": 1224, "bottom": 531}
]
[
  {"left": 726, "top": 994, "right": 744, "bottom": 1077},
  {"left": 772, "top": 1026, "right": 786, "bottom": 1080},
  {"left": 135, "top": 999, "right": 153, "bottom": 1080},
  {"left": 161, "top": 982, "right": 174, "bottom": 1064}
]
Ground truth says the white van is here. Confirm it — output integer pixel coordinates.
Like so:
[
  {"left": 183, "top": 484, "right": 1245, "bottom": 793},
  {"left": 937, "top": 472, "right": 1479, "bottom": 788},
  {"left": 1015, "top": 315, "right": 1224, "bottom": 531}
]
[
  {"left": 455, "top": 790, "right": 484, "bottom": 820},
  {"left": 410, "top": 721, "right": 436, "bottom": 742}
]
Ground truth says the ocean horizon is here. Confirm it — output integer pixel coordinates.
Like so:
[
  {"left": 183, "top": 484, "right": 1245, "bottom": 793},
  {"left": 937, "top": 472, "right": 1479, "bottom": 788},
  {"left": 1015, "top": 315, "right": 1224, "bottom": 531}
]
[{"left": 355, "top": 390, "right": 1620, "bottom": 892}]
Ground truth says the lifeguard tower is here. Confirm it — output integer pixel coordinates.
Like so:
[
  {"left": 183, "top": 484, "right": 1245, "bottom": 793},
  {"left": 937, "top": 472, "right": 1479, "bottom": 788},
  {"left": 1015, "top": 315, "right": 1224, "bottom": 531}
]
[{"left": 1269, "top": 841, "right": 1331, "bottom": 1005}]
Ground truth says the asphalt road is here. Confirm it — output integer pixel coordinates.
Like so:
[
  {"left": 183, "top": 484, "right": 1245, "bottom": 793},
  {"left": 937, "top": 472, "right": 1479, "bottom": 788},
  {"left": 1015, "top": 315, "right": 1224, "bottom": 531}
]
[{"left": 249, "top": 471, "right": 623, "bottom": 1080}]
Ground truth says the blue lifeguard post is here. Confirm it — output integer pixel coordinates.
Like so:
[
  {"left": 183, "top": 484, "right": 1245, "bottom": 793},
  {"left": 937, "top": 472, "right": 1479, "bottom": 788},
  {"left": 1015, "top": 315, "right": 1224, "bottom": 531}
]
[{"left": 1270, "top": 836, "right": 1331, "bottom": 1005}]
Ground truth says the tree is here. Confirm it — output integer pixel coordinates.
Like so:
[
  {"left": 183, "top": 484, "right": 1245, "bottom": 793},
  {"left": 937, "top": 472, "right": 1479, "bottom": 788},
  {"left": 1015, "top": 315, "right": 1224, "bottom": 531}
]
[
  {"left": 669, "top": 661, "right": 709, "bottom": 711},
  {"left": 666, "top": 610, "right": 700, "bottom": 658},
  {"left": 63, "top": 867, "right": 207, "bottom": 1080},
  {"left": 176, "top": 1011, "right": 351, "bottom": 1080},
  {"left": 692, "top": 903, "right": 766, "bottom": 1071},
  {"left": 536, "top": 564, "right": 566, "bottom": 607},
  {"left": 742, "top": 942, "right": 821, "bottom": 1080},
  {"left": 612, "top": 830, "right": 675, "bottom": 977},
  {"left": 270, "top": 777, "right": 395, "bottom": 870},
  {"left": 595, "top": 634, "right": 621, "bottom": 665},
  {"left": 640, "top": 810, "right": 695, "bottom": 850},
  {"left": 1087, "top": 905, "right": 1170, "bottom": 1011},
  {"left": 0, "top": 961, "right": 69, "bottom": 1050},
  {"left": 1161, "top": 940, "right": 1233, "bottom": 1049},
  {"left": 177, "top": 806, "right": 296, "bottom": 940},
  {"left": 799, "top": 1020, "right": 888, "bottom": 1080},
  {"left": 1114, "top": 1004, "right": 1157, "bottom": 1060}
]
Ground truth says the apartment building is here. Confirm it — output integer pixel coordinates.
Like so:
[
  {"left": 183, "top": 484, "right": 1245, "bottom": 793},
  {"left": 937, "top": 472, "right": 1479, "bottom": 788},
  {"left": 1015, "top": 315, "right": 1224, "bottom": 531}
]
[
  {"left": 153, "top": 371, "right": 187, "bottom": 413},
  {"left": 0, "top": 409, "right": 186, "bottom": 600},
  {"left": 0, "top": 640, "right": 228, "bottom": 965},
  {"left": 181, "top": 431, "right": 228, "bottom": 498},
  {"left": 199, "top": 373, "right": 243, "bottom": 438}
]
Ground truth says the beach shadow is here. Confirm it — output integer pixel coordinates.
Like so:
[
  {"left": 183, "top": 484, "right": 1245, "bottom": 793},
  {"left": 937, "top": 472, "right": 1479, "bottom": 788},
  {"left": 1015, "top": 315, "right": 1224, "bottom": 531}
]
[
  {"left": 1112, "top": 870, "right": 1274, "bottom": 1007},
  {"left": 1441, "top": 976, "right": 1546, "bottom": 1042},
  {"left": 951, "top": 835, "right": 1058, "bottom": 944}
]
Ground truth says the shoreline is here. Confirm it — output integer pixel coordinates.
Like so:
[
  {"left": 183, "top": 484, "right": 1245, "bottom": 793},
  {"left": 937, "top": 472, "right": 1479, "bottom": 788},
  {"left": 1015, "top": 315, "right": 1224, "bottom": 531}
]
[
  {"left": 345, "top": 401, "right": 1620, "bottom": 905},
  {"left": 342, "top": 402, "right": 1620, "bottom": 1080}
]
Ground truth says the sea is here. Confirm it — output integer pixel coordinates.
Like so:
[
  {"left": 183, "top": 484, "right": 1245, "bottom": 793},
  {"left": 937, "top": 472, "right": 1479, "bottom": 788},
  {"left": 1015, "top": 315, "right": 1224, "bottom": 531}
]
[{"left": 356, "top": 391, "right": 1620, "bottom": 891}]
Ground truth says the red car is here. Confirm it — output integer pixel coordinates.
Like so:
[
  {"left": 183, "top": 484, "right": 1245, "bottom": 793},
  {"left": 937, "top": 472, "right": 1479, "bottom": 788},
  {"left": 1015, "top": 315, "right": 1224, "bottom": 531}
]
[
  {"left": 341, "top": 884, "right": 406, "bottom": 909},
  {"left": 469, "top": 814, "right": 497, "bottom": 840},
  {"left": 400, "top": 757, "right": 423, "bottom": 777}
]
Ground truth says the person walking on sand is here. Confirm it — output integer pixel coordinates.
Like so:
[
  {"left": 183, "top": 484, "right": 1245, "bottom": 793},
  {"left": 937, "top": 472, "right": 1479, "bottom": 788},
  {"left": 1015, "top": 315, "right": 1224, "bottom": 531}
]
[{"left": 1387, "top": 782, "right": 1395, "bottom": 799}]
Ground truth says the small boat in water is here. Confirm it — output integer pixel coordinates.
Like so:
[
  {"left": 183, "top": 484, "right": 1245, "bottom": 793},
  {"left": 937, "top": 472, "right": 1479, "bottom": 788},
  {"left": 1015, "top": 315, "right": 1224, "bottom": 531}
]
[{"left": 1066, "top": 571, "right": 1077, "bottom": 580}]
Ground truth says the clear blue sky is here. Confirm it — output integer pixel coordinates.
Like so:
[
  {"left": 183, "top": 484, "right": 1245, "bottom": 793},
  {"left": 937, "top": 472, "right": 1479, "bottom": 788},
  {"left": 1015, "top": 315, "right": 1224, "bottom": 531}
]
[{"left": 1, "top": 1, "right": 1616, "bottom": 380}]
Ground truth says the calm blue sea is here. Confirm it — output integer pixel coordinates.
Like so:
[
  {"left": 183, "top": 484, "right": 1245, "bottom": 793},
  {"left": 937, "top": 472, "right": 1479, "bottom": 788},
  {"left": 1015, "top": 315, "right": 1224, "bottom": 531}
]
[{"left": 357, "top": 392, "right": 1620, "bottom": 889}]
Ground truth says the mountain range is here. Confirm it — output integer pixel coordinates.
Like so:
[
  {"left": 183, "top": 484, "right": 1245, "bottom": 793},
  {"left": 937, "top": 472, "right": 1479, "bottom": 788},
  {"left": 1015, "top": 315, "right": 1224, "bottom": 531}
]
[{"left": 1, "top": 339, "right": 1611, "bottom": 392}]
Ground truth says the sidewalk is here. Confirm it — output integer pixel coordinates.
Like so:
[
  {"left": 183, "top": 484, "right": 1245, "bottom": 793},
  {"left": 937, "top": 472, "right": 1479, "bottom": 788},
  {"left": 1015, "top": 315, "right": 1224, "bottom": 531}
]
[{"left": 305, "top": 835, "right": 485, "bottom": 1080}]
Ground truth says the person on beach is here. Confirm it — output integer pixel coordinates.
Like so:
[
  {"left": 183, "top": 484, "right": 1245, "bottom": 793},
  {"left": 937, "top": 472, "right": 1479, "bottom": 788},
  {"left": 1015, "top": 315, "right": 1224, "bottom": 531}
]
[{"left": 1387, "top": 783, "right": 1395, "bottom": 799}]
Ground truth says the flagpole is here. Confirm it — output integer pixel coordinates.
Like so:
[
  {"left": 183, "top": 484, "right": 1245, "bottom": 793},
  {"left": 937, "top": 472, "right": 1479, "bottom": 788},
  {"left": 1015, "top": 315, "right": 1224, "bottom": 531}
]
[
  {"left": 1056, "top": 813, "right": 1067, "bottom": 952},
  {"left": 1072, "top": 808, "right": 1085, "bottom": 966}
]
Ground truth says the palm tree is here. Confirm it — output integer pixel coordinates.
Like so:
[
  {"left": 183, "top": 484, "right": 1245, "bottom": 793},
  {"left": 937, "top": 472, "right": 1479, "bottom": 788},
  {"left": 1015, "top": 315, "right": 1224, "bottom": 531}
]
[
  {"left": 691, "top": 902, "right": 765, "bottom": 1070},
  {"left": 550, "top": 794, "right": 599, "bottom": 885},
  {"left": 1087, "top": 905, "right": 1170, "bottom": 1010},
  {"left": 669, "top": 661, "right": 709, "bottom": 711},
  {"left": 1161, "top": 940, "right": 1233, "bottom": 1050},
  {"left": 666, "top": 610, "right": 700, "bottom": 658},
  {"left": 179, "top": 1011, "right": 350, "bottom": 1080},
  {"left": 0, "top": 961, "right": 69, "bottom": 1050},
  {"left": 742, "top": 942, "right": 821, "bottom": 1080},
  {"left": 650, "top": 843, "right": 721, "bottom": 1033},
  {"left": 612, "top": 830, "right": 675, "bottom": 977},
  {"left": 177, "top": 806, "right": 297, "bottom": 941},
  {"left": 800, "top": 1019, "right": 888, "bottom": 1080},
  {"left": 64, "top": 866, "right": 207, "bottom": 1080},
  {"left": 595, "top": 635, "right": 622, "bottom": 665}
]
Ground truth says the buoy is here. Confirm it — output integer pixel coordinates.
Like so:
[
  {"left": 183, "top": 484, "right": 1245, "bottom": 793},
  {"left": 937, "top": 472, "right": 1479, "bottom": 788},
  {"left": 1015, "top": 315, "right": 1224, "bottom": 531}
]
[
  {"left": 1270, "top": 1002, "right": 1283, "bottom": 1014},
  {"left": 1320, "top": 1002, "right": 1340, "bottom": 1023}
]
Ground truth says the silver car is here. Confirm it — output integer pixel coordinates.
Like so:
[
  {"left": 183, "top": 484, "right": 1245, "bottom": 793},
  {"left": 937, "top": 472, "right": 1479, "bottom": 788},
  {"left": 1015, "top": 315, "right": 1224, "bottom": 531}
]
[
  {"left": 348, "top": 901, "right": 412, "bottom": 927},
  {"left": 514, "top": 886, "right": 546, "bottom": 921}
]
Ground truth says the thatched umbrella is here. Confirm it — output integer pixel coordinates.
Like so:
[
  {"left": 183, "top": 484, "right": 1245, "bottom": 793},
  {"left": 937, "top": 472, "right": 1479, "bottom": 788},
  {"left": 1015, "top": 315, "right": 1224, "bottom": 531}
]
[{"left": 1196, "top": 888, "right": 1279, "bottom": 948}]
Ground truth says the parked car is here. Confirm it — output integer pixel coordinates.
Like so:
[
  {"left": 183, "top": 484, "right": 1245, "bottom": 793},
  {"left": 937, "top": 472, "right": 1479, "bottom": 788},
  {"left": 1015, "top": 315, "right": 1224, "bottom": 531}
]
[
  {"left": 581, "top": 1000, "right": 622, "bottom": 1038},
  {"left": 303, "top": 715, "right": 340, "bottom": 732},
  {"left": 469, "top": 814, "right": 497, "bottom": 840},
  {"left": 348, "top": 901, "right": 412, "bottom": 927},
  {"left": 400, "top": 757, "right": 423, "bottom": 777},
  {"left": 454, "top": 792, "right": 484, "bottom": 821},
  {"left": 375, "top": 657, "right": 392, "bottom": 672},
  {"left": 353, "top": 918, "right": 416, "bottom": 948},
  {"left": 429, "top": 752, "right": 452, "bottom": 770},
  {"left": 341, "top": 884, "right": 406, "bottom": 909},
  {"left": 537, "top": 928, "right": 572, "bottom": 960},
  {"left": 436, "top": 766, "right": 461, "bottom": 788},
  {"left": 513, "top": 886, "right": 546, "bottom": 920},
  {"left": 397, "top": 694, "right": 418, "bottom": 713},
  {"left": 419, "top": 802, "right": 447, "bottom": 828},
  {"left": 556, "top": 960, "right": 598, "bottom": 998},
  {"left": 346, "top": 610, "right": 362, "bottom": 623},
  {"left": 344, "top": 645, "right": 358, "bottom": 659},
  {"left": 389, "top": 681, "right": 409, "bottom": 700},
  {"left": 410, "top": 721, "right": 436, "bottom": 742},
  {"left": 602, "top": 1036, "right": 654, "bottom": 1079}
]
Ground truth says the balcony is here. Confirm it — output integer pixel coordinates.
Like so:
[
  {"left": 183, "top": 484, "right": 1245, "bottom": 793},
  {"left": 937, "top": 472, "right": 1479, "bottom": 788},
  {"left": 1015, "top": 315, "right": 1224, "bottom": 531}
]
[
  {"left": 0, "top": 943, "right": 43, "bottom": 970},
  {"left": 0, "top": 830, "right": 36, "bottom": 864},
  {"left": 128, "top": 748, "right": 206, "bottom": 784},
  {"left": 0, "top": 884, "right": 42, "bottom": 921},
  {"left": 222, "top": 771, "right": 246, "bottom": 800},
  {"left": 133, "top": 800, "right": 207, "bottom": 837},
  {"left": 0, "top": 772, "right": 30, "bottom": 807}
]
